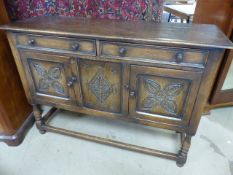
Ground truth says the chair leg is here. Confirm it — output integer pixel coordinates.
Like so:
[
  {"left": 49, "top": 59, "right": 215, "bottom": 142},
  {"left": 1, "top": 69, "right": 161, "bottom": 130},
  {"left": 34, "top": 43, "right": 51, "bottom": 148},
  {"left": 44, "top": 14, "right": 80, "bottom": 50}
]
[
  {"left": 33, "top": 104, "right": 46, "bottom": 134},
  {"left": 176, "top": 134, "right": 192, "bottom": 167}
]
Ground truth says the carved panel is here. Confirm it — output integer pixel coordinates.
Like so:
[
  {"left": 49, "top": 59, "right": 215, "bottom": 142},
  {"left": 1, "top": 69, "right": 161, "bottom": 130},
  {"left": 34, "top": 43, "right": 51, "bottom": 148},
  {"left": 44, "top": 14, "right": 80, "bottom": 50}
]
[
  {"left": 88, "top": 70, "right": 113, "bottom": 103},
  {"left": 143, "top": 79, "right": 184, "bottom": 115},
  {"left": 136, "top": 75, "right": 190, "bottom": 118},
  {"left": 79, "top": 60, "right": 122, "bottom": 113},
  {"left": 29, "top": 59, "right": 68, "bottom": 98}
]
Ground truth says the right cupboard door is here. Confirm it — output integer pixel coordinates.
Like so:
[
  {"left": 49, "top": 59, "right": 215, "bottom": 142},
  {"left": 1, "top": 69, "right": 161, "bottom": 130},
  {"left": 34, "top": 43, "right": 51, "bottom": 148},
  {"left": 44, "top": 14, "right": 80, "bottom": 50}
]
[{"left": 129, "top": 65, "right": 203, "bottom": 126}]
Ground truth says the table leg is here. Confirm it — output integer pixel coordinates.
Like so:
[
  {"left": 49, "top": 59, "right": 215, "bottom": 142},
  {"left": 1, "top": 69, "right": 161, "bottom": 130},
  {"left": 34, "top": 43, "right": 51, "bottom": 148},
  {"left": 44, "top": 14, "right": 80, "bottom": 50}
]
[
  {"left": 187, "top": 16, "right": 190, "bottom": 23},
  {"left": 168, "top": 13, "right": 172, "bottom": 22},
  {"left": 33, "top": 104, "right": 46, "bottom": 134}
]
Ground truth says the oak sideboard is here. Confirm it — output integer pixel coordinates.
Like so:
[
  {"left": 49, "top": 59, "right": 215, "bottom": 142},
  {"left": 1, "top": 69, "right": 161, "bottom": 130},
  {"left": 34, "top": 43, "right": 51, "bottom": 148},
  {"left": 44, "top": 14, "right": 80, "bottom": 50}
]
[{"left": 1, "top": 17, "right": 232, "bottom": 166}]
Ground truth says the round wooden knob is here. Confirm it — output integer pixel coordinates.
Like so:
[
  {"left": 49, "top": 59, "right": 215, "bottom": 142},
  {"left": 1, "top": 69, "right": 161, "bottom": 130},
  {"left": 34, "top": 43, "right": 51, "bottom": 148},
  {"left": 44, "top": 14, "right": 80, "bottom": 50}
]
[
  {"left": 175, "top": 52, "right": 184, "bottom": 63},
  {"left": 71, "top": 43, "right": 80, "bottom": 51},
  {"left": 119, "top": 47, "right": 127, "bottom": 56},
  {"left": 67, "top": 76, "right": 77, "bottom": 87},
  {"left": 124, "top": 84, "right": 129, "bottom": 90},
  {"left": 28, "top": 39, "right": 35, "bottom": 45}
]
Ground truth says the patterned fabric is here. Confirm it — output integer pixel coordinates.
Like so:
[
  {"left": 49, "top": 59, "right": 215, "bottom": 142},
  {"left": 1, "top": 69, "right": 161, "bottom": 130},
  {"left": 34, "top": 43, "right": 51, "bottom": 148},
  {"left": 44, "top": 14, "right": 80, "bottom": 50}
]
[{"left": 5, "top": 0, "right": 164, "bottom": 22}]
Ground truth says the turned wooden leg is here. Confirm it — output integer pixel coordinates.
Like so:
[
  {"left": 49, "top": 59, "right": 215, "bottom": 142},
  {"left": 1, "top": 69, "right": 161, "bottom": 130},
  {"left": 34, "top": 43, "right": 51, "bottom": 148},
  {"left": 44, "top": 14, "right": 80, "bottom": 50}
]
[
  {"left": 33, "top": 104, "right": 46, "bottom": 134},
  {"left": 176, "top": 134, "right": 192, "bottom": 167}
]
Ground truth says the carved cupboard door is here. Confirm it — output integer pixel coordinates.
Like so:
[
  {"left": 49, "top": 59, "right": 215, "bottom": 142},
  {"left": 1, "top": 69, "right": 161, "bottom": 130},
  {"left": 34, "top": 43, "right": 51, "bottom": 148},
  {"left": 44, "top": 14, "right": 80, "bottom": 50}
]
[
  {"left": 129, "top": 65, "right": 202, "bottom": 126},
  {"left": 78, "top": 59, "right": 128, "bottom": 116},
  {"left": 19, "top": 50, "right": 79, "bottom": 105}
]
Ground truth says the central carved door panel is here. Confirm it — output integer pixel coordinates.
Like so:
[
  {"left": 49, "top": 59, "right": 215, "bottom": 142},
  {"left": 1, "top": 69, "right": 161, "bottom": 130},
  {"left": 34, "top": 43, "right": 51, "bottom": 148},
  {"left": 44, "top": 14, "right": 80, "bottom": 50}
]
[
  {"left": 78, "top": 59, "right": 129, "bottom": 115},
  {"left": 129, "top": 65, "right": 203, "bottom": 126},
  {"left": 20, "top": 50, "right": 79, "bottom": 106}
]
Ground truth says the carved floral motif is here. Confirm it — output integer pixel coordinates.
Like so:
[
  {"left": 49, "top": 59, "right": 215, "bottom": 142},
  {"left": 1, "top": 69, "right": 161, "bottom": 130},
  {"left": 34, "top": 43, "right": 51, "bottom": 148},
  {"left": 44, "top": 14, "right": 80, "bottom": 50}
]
[
  {"left": 143, "top": 79, "right": 183, "bottom": 115},
  {"left": 32, "top": 62, "right": 65, "bottom": 94}
]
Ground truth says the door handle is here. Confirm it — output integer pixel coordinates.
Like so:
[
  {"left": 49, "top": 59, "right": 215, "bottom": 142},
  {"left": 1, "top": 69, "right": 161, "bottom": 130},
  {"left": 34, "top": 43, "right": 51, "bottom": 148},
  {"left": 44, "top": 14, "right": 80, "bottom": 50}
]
[
  {"left": 67, "top": 76, "right": 77, "bottom": 87},
  {"left": 129, "top": 90, "right": 136, "bottom": 97}
]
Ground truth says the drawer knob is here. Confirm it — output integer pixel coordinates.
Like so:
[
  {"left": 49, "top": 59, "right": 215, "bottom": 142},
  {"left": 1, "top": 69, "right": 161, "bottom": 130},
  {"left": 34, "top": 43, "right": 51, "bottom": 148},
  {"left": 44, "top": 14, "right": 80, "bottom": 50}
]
[
  {"left": 28, "top": 39, "right": 35, "bottom": 45},
  {"left": 124, "top": 84, "right": 129, "bottom": 90},
  {"left": 119, "top": 47, "right": 127, "bottom": 56},
  {"left": 71, "top": 43, "right": 80, "bottom": 51},
  {"left": 175, "top": 52, "right": 184, "bottom": 63},
  {"left": 67, "top": 76, "right": 77, "bottom": 87}
]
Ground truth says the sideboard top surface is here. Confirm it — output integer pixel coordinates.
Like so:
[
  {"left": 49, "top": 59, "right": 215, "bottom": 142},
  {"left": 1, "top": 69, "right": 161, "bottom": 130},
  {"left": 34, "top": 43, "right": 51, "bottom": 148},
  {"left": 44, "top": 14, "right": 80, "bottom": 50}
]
[{"left": 1, "top": 16, "right": 233, "bottom": 49}]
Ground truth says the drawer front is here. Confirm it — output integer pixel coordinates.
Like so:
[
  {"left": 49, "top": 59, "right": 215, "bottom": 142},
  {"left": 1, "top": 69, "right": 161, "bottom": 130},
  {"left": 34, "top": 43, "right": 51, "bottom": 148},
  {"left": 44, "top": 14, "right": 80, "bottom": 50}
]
[
  {"left": 129, "top": 65, "right": 202, "bottom": 126},
  {"left": 100, "top": 42, "right": 208, "bottom": 68},
  {"left": 16, "top": 34, "right": 96, "bottom": 56}
]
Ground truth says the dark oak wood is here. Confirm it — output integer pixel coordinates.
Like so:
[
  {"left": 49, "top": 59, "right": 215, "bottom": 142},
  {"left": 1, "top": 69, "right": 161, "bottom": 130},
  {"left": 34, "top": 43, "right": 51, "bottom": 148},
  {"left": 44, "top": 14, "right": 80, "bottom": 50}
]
[
  {"left": 16, "top": 33, "right": 96, "bottom": 56},
  {"left": 0, "top": 1, "right": 33, "bottom": 146},
  {"left": 1, "top": 16, "right": 232, "bottom": 166},
  {"left": 78, "top": 59, "right": 125, "bottom": 114},
  {"left": 0, "top": 113, "right": 34, "bottom": 146},
  {"left": 129, "top": 65, "right": 202, "bottom": 127},
  {"left": 193, "top": 0, "right": 233, "bottom": 34},
  {"left": 41, "top": 111, "right": 178, "bottom": 161},
  {"left": 176, "top": 133, "right": 191, "bottom": 167},
  {"left": 1, "top": 16, "right": 232, "bottom": 49},
  {"left": 210, "top": 19, "right": 233, "bottom": 106},
  {"left": 100, "top": 41, "right": 208, "bottom": 68},
  {"left": 194, "top": 1, "right": 233, "bottom": 110},
  {"left": 20, "top": 50, "right": 78, "bottom": 106}
]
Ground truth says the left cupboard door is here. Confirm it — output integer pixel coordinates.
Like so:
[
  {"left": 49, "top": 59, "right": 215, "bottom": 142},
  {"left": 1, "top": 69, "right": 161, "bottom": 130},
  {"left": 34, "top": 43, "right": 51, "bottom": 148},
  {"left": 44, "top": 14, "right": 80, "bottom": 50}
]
[{"left": 19, "top": 50, "right": 80, "bottom": 106}]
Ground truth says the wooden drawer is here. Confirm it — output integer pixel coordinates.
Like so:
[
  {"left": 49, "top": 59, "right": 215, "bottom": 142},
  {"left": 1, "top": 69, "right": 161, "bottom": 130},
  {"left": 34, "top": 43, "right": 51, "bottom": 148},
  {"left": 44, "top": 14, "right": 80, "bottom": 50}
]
[
  {"left": 16, "top": 34, "right": 96, "bottom": 56},
  {"left": 100, "top": 42, "right": 208, "bottom": 68}
]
